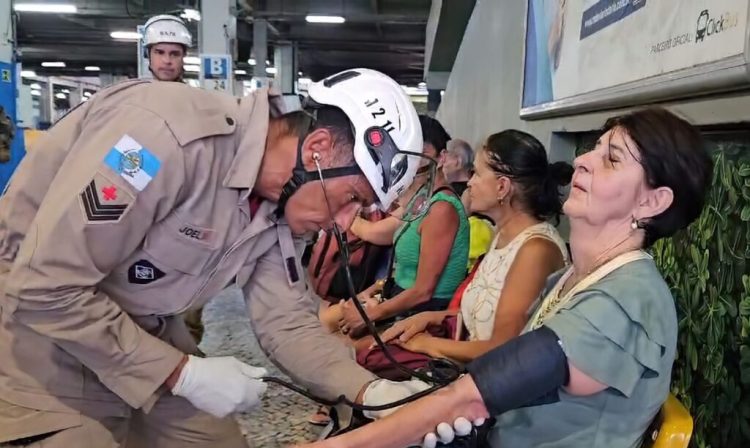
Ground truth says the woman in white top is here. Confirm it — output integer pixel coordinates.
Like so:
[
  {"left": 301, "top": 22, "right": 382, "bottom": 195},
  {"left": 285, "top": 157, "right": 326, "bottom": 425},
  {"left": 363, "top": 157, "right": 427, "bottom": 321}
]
[{"left": 380, "top": 130, "right": 572, "bottom": 363}]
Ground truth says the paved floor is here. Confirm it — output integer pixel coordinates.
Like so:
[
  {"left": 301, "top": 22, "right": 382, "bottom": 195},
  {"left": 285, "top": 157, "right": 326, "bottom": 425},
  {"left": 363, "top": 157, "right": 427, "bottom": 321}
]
[
  {"left": 201, "top": 288, "right": 471, "bottom": 448},
  {"left": 200, "top": 287, "right": 323, "bottom": 447}
]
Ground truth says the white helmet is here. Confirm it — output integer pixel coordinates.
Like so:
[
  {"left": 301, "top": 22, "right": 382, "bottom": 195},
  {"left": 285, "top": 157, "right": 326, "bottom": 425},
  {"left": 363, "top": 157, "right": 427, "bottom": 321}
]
[
  {"left": 307, "top": 68, "right": 423, "bottom": 211},
  {"left": 143, "top": 15, "right": 192, "bottom": 49}
]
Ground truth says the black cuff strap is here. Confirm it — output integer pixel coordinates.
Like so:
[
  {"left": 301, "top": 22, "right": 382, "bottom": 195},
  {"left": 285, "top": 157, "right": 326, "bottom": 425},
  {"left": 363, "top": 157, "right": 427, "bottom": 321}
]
[{"left": 466, "top": 326, "right": 569, "bottom": 416}]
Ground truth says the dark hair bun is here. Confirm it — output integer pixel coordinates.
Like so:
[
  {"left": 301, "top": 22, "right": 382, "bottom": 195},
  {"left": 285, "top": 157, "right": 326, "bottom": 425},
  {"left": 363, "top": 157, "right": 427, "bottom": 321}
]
[{"left": 548, "top": 161, "right": 574, "bottom": 186}]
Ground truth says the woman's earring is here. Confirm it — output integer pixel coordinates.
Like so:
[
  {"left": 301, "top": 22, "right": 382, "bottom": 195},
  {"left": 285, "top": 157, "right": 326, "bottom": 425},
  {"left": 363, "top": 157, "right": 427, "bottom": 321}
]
[
  {"left": 631, "top": 217, "right": 639, "bottom": 230},
  {"left": 497, "top": 197, "right": 504, "bottom": 206}
]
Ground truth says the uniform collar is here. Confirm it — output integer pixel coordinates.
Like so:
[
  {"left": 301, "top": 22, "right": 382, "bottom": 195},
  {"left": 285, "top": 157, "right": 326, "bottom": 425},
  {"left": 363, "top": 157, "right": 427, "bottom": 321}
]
[{"left": 224, "top": 89, "right": 271, "bottom": 200}]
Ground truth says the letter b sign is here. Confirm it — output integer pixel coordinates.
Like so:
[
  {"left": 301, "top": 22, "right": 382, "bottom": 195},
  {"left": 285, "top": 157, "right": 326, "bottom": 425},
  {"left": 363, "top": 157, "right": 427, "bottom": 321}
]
[
  {"left": 202, "top": 55, "right": 229, "bottom": 79},
  {"left": 210, "top": 58, "right": 225, "bottom": 76}
]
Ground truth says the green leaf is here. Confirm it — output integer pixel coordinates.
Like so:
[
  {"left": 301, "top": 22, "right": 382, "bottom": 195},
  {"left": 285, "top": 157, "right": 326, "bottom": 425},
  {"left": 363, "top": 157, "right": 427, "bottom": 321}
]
[
  {"left": 739, "top": 164, "right": 750, "bottom": 177},
  {"left": 690, "top": 342, "right": 699, "bottom": 371},
  {"left": 701, "top": 248, "right": 709, "bottom": 271},
  {"left": 691, "top": 245, "right": 701, "bottom": 267},
  {"left": 729, "top": 188, "right": 739, "bottom": 206},
  {"left": 741, "top": 345, "right": 750, "bottom": 385},
  {"left": 742, "top": 205, "right": 750, "bottom": 222}
]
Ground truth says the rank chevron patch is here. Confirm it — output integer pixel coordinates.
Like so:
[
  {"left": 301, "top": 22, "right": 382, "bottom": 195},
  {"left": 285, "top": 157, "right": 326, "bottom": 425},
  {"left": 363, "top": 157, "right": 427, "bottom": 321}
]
[{"left": 79, "top": 172, "right": 134, "bottom": 223}]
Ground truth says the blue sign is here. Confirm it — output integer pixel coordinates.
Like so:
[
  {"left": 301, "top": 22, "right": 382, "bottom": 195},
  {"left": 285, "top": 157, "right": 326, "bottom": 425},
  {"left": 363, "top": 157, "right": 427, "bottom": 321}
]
[
  {"left": 580, "top": 0, "right": 647, "bottom": 40},
  {"left": 202, "top": 55, "right": 230, "bottom": 80},
  {"left": 0, "top": 62, "right": 26, "bottom": 194}
]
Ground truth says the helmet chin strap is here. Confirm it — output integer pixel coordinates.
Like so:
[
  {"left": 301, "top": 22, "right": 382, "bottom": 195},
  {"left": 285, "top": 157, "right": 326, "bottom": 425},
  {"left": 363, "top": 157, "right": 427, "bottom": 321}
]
[{"left": 274, "top": 137, "right": 362, "bottom": 218}]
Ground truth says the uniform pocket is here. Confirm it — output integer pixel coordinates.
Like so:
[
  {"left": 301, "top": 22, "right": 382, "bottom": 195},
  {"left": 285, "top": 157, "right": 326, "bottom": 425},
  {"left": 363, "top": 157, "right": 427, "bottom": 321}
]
[{"left": 142, "top": 213, "right": 214, "bottom": 276}]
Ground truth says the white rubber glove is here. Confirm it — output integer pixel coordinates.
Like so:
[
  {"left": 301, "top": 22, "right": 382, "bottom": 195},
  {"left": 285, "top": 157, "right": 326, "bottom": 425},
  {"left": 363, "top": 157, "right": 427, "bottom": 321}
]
[
  {"left": 171, "top": 355, "right": 268, "bottom": 418},
  {"left": 421, "top": 417, "right": 486, "bottom": 447},
  {"left": 362, "top": 378, "right": 432, "bottom": 419}
]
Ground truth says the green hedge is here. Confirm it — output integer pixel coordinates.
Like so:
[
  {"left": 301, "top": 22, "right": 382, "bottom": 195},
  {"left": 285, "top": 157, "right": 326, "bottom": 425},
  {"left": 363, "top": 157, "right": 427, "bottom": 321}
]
[{"left": 652, "top": 140, "right": 750, "bottom": 448}]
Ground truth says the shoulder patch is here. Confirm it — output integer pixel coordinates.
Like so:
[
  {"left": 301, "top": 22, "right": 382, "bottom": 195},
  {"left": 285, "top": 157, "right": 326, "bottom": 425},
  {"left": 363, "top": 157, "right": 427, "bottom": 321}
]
[
  {"left": 103, "top": 134, "right": 161, "bottom": 191},
  {"left": 79, "top": 172, "right": 134, "bottom": 223}
]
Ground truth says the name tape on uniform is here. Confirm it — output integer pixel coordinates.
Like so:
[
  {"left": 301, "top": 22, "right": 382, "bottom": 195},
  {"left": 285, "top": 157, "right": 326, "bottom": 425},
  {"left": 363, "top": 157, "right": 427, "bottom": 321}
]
[{"left": 104, "top": 135, "right": 161, "bottom": 191}]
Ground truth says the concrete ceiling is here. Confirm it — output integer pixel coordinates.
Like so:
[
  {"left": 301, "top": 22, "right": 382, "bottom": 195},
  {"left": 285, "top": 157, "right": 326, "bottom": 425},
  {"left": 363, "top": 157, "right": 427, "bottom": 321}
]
[{"left": 16, "top": 0, "right": 431, "bottom": 84}]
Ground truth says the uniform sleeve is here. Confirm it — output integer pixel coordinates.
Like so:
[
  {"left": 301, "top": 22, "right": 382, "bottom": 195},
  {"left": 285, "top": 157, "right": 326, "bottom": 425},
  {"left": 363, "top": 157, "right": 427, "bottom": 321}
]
[
  {"left": 1, "top": 104, "right": 186, "bottom": 409},
  {"left": 244, "top": 243, "right": 377, "bottom": 401},
  {"left": 544, "top": 289, "right": 665, "bottom": 398}
]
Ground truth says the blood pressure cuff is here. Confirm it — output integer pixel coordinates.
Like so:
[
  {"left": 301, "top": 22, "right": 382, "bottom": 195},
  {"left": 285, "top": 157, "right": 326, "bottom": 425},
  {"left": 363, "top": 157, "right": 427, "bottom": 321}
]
[{"left": 466, "top": 326, "right": 569, "bottom": 416}]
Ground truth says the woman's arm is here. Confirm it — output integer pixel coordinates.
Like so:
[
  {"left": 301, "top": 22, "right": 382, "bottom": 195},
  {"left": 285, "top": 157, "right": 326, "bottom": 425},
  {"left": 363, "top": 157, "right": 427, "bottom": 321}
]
[
  {"left": 299, "top": 325, "right": 603, "bottom": 448},
  {"left": 298, "top": 375, "right": 490, "bottom": 448},
  {"left": 403, "top": 238, "right": 566, "bottom": 363},
  {"left": 369, "top": 201, "right": 459, "bottom": 321},
  {"left": 350, "top": 215, "right": 402, "bottom": 245}
]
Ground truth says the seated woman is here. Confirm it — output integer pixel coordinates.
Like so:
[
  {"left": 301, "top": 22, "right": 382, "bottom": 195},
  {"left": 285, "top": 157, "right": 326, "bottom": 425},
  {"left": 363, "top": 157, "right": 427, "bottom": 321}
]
[
  {"left": 321, "top": 115, "right": 470, "bottom": 338},
  {"left": 297, "top": 107, "right": 713, "bottom": 448},
  {"left": 379, "top": 130, "right": 572, "bottom": 364}
]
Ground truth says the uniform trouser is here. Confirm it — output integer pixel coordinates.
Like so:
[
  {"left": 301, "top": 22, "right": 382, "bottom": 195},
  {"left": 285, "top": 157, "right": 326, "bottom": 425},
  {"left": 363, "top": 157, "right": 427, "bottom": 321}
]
[
  {"left": 0, "top": 314, "right": 248, "bottom": 448},
  {"left": 0, "top": 395, "right": 248, "bottom": 448}
]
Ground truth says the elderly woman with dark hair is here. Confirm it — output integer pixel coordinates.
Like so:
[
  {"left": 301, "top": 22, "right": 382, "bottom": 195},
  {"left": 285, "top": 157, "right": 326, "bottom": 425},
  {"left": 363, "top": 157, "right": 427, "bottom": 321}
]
[{"left": 297, "top": 107, "right": 713, "bottom": 448}]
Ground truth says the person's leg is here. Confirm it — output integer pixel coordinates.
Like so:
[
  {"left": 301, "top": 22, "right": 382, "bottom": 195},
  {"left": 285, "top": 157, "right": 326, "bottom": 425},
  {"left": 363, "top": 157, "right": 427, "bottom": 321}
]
[
  {"left": 0, "top": 399, "right": 129, "bottom": 448},
  {"left": 126, "top": 393, "right": 248, "bottom": 448}
]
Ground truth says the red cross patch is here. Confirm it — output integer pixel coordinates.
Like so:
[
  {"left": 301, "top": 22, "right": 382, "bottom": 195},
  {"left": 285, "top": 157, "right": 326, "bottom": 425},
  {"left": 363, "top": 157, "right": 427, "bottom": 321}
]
[{"left": 102, "top": 185, "right": 118, "bottom": 201}]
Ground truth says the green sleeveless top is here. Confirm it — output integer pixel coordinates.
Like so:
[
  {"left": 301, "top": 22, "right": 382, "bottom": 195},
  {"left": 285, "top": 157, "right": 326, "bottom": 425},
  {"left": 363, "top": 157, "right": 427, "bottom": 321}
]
[{"left": 392, "top": 190, "right": 469, "bottom": 299}]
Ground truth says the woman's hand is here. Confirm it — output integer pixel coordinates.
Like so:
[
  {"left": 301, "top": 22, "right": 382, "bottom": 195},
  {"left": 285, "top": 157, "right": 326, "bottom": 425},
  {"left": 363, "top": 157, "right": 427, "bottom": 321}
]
[
  {"left": 339, "top": 299, "right": 369, "bottom": 336},
  {"left": 393, "top": 332, "right": 438, "bottom": 357},
  {"left": 357, "top": 293, "right": 380, "bottom": 309},
  {"left": 379, "top": 311, "right": 442, "bottom": 344}
]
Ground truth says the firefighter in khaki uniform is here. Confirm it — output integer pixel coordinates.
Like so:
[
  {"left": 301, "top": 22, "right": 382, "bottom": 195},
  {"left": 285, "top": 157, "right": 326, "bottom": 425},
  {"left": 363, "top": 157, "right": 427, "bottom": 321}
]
[
  {"left": 143, "top": 15, "right": 191, "bottom": 83},
  {"left": 0, "top": 69, "right": 432, "bottom": 447}
]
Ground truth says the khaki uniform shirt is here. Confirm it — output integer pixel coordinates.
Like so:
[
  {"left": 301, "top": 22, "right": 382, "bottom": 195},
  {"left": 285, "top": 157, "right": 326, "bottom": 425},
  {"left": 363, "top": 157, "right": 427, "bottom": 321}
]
[{"left": 0, "top": 80, "right": 374, "bottom": 440}]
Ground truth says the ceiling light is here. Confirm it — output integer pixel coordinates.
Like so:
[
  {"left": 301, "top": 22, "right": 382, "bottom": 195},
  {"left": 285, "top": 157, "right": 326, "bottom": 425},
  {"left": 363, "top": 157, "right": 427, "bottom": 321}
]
[
  {"left": 184, "top": 65, "right": 200, "bottom": 73},
  {"left": 305, "top": 15, "right": 345, "bottom": 24},
  {"left": 418, "top": 82, "right": 427, "bottom": 89},
  {"left": 234, "top": 69, "right": 247, "bottom": 75},
  {"left": 110, "top": 31, "right": 141, "bottom": 40},
  {"left": 183, "top": 56, "right": 200, "bottom": 65},
  {"left": 85, "top": 66, "right": 100, "bottom": 72},
  {"left": 41, "top": 61, "right": 65, "bottom": 68},
  {"left": 55, "top": 92, "right": 67, "bottom": 99},
  {"left": 266, "top": 67, "right": 277, "bottom": 75},
  {"left": 82, "top": 96, "right": 89, "bottom": 101},
  {"left": 30, "top": 83, "right": 41, "bottom": 90},
  {"left": 21, "top": 70, "right": 36, "bottom": 78},
  {"left": 61, "top": 89, "right": 70, "bottom": 93},
  {"left": 15, "top": 3, "right": 77, "bottom": 13},
  {"left": 298, "top": 77, "right": 312, "bottom": 84},
  {"left": 248, "top": 58, "right": 256, "bottom": 65},
  {"left": 180, "top": 8, "right": 201, "bottom": 21},
  {"left": 30, "top": 90, "right": 41, "bottom": 97},
  {"left": 265, "top": 60, "right": 271, "bottom": 66},
  {"left": 298, "top": 71, "right": 303, "bottom": 76},
  {"left": 83, "top": 91, "right": 92, "bottom": 97}
]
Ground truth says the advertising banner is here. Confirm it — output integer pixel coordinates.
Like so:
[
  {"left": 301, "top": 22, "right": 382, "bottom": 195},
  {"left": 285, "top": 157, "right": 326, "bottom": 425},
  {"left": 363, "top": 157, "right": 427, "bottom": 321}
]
[{"left": 522, "top": 0, "right": 750, "bottom": 117}]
